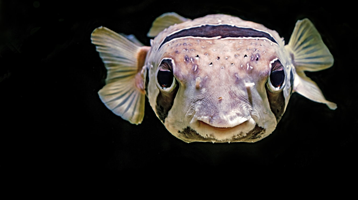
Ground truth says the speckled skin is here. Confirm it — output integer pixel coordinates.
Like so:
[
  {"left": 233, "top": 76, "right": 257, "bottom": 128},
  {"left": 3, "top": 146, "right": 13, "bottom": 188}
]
[{"left": 145, "top": 14, "right": 294, "bottom": 143}]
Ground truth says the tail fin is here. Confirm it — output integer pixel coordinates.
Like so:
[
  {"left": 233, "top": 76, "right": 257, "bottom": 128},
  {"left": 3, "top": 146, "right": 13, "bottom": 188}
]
[
  {"left": 285, "top": 19, "right": 337, "bottom": 110},
  {"left": 91, "top": 27, "right": 150, "bottom": 124}
]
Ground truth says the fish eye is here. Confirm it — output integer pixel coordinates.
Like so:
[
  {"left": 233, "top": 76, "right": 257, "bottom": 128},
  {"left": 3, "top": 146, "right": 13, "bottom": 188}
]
[
  {"left": 267, "top": 59, "right": 285, "bottom": 92},
  {"left": 156, "top": 58, "right": 177, "bottom": 91}
]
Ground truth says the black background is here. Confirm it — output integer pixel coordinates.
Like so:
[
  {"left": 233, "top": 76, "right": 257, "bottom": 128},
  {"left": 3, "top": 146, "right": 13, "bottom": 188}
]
[{"left": 1, "top": 0, "right": 357, "bottom": 185}]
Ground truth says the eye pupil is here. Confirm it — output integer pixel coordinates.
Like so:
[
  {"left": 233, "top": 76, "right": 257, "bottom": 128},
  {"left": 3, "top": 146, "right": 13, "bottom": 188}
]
[
  {"left": 270, "top": 70, "right": 285, "bottom": 88},
  {"left": 158, "top": 69, "right": 173, "bottom": 88}
]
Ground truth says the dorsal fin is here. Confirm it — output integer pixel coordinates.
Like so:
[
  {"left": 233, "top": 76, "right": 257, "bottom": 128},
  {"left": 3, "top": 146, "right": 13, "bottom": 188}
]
[
  {"left": 286, "top": 19, "right": 336, "bottom": 110},
  {"left": 91, "top": 27, "right": 150, "bottom": 124},
  {"left": 147, "top": 12, "right": 189, "bottom": 37}
]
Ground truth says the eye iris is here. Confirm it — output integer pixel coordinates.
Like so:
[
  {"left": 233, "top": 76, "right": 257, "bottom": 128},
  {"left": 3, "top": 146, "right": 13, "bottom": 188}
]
[
  {"left": 270, "top": 60, "right": 285, "bottom": 88},
  {"left": 157, "top": 69, "right": 173, "bottom": 88}
]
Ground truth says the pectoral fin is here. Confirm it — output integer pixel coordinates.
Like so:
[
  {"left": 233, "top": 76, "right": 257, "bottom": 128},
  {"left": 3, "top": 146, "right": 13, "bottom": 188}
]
[
  {"left": 294, "top": 71, "right": 337, "bottom": 110},
  {"left": 91, "top": 27, "right": 150, "bottom": 124},
  {"left": 286, "top": 18, "right": 334, "bottom": 72},
  {"left": 147, "top": 12, "right": 189, "bottom": 37},
  {"left": 286, "top": 19, "right": 336, "bottom": 110}
]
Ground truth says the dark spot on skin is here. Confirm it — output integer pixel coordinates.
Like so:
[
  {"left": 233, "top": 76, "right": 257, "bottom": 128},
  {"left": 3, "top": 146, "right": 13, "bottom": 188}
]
[
  {"left": 184, "top": 55, "right": 190, "bottom": 63},
  {"left": 251, "top": 53, "right": 260, "bottom": 61},
  {"left": 217, "top": 56, "right": 220, "bottom": 60},
  {"left": 195, "top": 55, "right": 200, "bottom": 58},
  {"left": 175, "top": 50, "right": 180, "bottom": 54},
  {"left": 209, "top": 62, "right": 213, "bottom": 66},
  {"left": 244, "top": 54, "right": 247, "bottom": 58}
]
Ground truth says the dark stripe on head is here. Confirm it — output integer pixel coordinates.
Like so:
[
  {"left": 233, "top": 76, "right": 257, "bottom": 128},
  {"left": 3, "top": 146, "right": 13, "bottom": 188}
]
[{"left": 159, "top": 25, "right": 277, "bottom": 49}]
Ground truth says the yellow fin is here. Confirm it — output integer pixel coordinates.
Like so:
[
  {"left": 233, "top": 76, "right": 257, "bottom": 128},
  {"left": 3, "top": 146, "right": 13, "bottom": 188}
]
[
  {"left": 286, "top": 18, "right": 334, "bottom": 71},
  {"left": 91, "top": 27, "right": 149, "bottom": 124},
  {"left": 293, "top": 71, "right": 337, "bottom": 110},
  {"left": 286, "top": 19, "right": 336, "bottom": 110},
  {"left": 147, "top": 12, "right": 189, "bottom": 37}
]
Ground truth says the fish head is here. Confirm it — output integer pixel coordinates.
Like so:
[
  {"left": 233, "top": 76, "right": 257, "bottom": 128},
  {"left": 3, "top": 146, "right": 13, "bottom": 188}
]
[{"left": 146, "top": 31, "right": 294, "bottom": 143}]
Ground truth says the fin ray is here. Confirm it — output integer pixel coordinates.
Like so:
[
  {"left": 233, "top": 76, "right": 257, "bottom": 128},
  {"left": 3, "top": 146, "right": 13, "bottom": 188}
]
[{"left": 91, "top": 27, "right": 147, "bottom": 124}]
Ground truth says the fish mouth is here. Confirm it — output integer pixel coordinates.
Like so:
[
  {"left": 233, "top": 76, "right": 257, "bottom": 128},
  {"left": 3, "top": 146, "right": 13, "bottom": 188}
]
[
  {"left": 198, "top": 120, "right": 248, "bottom": 132},
  {"left": 185, "top": 117, "right": 264, "bottom": 142}
]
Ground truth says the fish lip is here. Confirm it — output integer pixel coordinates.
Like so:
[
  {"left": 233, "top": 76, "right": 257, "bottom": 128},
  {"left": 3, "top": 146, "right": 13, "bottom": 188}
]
[
  {"left": 190, "top": 117, "right": 258, "bottom": 141},
  {"left": 194, "top": 115, "right": 251, "bottom": 128},
  {"left": 198, "top": 120, "right": 245, "bottom": 130}
]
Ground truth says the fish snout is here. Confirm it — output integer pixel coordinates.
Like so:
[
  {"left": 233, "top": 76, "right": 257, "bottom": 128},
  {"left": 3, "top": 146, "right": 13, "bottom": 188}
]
[
  {"left": 191, "top": 94, "right": 253, "bottom": 128},
  {"left": 193, "top": 116, "right": 257, "bottom": 141}
]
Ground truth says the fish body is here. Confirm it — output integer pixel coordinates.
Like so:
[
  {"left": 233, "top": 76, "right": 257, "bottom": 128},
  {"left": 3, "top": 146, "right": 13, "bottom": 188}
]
[{"left": 91, "top": 13, "right": 336, "bottom": 143}]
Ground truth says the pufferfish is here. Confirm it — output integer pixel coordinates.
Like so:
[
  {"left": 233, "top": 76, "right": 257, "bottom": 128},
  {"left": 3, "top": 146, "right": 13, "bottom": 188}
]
[{"left": 91, "top": 12, "right": 336, "bottom": 143}]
